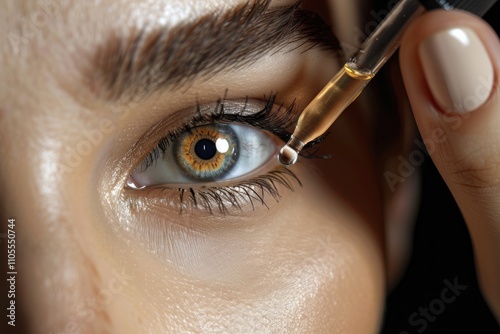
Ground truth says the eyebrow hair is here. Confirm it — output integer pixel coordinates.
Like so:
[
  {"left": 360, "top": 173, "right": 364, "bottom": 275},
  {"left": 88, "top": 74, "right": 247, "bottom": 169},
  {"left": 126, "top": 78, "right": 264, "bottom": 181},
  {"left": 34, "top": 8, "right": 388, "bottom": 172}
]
[{"left": 90, "top": 0, "right": 341, "bottom": 101}]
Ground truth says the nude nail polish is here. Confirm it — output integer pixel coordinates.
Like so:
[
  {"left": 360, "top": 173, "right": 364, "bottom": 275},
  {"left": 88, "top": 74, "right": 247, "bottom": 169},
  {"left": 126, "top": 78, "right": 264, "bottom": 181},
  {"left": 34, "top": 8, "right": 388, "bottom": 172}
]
[{"left": 419, "top": 27, "right": 494, "bottom": 113}]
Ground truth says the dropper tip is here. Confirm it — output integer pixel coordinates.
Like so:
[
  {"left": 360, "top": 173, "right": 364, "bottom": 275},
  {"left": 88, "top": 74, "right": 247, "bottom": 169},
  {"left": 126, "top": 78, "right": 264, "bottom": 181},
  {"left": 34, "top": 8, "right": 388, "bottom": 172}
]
[{"left": 278, "top": 145, "right": 299, "bottom": 166}]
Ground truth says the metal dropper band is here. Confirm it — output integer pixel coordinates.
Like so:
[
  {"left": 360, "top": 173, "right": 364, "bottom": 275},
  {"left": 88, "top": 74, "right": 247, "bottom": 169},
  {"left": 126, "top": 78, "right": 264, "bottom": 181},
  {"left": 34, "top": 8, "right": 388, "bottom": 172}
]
[
  {"left": 278, "top": 0, "right": 498, "bottom": 166},
  {"left": 419, "top": 0, "right": 497, "bottom": 16}
]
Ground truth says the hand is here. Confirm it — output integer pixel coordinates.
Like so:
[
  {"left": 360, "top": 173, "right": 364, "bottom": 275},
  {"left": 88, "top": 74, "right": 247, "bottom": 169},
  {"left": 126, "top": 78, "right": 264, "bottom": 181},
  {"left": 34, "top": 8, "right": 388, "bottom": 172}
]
[{"left": 400, "top": 9, "right": 500, "bottom": 320}]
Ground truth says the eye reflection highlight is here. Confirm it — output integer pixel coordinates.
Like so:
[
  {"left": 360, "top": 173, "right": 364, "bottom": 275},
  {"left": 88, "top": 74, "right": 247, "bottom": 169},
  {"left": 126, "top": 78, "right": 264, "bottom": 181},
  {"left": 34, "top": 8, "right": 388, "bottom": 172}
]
[{"left": 128, "top": 123, "right": 282, "bottom": 188}]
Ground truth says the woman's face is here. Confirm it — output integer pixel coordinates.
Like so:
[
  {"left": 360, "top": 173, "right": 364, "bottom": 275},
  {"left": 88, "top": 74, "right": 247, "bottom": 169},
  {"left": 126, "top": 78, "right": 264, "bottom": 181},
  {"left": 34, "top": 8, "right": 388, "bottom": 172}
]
[{"left": 1, "top": 0, "right": 393, "bottom": 332}]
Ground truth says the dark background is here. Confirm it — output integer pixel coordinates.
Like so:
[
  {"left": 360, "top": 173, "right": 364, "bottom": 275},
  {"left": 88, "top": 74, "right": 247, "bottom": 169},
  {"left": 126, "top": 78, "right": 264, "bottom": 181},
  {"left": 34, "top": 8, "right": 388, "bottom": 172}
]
[{"left": 379, "top": 2, "right": 500, "bottom": 333}]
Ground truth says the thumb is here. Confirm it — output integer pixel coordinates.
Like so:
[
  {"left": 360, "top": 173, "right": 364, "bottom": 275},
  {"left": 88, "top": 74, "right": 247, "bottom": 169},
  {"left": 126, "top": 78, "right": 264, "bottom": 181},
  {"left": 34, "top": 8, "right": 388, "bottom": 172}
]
[{"left": 400, "top": 10, "right": 500, "bottom": 319}]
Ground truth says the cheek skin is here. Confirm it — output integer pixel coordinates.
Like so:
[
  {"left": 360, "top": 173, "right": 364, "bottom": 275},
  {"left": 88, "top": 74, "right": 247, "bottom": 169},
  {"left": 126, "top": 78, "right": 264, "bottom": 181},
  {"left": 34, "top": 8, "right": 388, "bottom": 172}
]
[
  {"left": 97, "top": 164, "right": 384, "bottom": 333},
  {"left": 0, "top": 114, "right": 143, "bottom": 333}
]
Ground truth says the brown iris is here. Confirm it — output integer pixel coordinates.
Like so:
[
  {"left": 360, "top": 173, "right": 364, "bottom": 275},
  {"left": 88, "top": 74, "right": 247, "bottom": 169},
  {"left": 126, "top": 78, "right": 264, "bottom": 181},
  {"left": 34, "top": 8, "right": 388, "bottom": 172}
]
[{"left": 174, "top": 124, "right": 238, "bottom": 181}]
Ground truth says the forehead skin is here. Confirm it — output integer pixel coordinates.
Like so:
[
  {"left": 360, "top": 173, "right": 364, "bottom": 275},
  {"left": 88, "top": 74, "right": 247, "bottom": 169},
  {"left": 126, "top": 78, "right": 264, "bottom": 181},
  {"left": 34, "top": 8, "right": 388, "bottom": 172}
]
[{"left": 0, "top": 0, "right": 384, "bottom": 333}]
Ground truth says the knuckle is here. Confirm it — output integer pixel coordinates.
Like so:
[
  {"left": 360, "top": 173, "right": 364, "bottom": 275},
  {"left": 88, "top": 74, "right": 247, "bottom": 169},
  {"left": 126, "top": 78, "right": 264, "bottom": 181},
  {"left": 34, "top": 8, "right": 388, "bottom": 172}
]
[{"left": 443, "top": 142, "right": 500, "bottom": 192}]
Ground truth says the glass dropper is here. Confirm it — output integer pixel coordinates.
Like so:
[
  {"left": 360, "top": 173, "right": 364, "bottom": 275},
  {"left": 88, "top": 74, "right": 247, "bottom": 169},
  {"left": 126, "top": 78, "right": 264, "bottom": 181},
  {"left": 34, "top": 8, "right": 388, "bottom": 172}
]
[{"left": 278, "top": 0, "right": 498, "bottom": 166}]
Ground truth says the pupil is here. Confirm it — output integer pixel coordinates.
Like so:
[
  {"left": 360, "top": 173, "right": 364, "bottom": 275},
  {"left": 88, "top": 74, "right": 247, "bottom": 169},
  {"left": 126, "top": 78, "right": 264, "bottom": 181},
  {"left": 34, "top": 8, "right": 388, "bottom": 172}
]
[{"left": 194, "top": 139, "right": 217, "bottom": 160}]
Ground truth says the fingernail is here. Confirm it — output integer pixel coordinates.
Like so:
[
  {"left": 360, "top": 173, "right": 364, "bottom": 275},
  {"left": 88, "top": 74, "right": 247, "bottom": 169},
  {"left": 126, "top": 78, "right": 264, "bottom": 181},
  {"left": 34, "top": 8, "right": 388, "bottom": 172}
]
[{"left": 419, "top": 27, "right": 494, "bottom": 113}]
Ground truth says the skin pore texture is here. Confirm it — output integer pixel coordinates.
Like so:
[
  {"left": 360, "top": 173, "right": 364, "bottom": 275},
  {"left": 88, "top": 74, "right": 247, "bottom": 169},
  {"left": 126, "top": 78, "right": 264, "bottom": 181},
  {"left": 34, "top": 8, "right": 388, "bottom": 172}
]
[{"left": 0, "top": 0, "right": 413, "bottom": 333}]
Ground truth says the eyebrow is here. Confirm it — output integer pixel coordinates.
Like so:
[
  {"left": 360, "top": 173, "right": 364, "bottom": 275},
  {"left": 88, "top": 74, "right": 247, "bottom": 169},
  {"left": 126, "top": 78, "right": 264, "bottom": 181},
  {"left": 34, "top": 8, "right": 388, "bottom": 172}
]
[{"left": 90, "top": 0, "right": 341, "bottom": 101}]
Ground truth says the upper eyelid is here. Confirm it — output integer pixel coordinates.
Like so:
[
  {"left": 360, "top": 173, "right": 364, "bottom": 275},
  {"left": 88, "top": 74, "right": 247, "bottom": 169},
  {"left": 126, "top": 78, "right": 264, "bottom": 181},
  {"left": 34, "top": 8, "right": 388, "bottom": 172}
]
[
  {"left": 89, "top": 0, "right": 341, "bottom": 102},
  {"left": 135, "top": 96, "right": 298, "bottom": 171}
]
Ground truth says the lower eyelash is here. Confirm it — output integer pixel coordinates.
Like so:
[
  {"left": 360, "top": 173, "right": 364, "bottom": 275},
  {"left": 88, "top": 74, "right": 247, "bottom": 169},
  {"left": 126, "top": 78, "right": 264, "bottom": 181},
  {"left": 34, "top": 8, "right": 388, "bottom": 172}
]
[{"left": 155, "top": 167, "right": 301, "bottom": 215}]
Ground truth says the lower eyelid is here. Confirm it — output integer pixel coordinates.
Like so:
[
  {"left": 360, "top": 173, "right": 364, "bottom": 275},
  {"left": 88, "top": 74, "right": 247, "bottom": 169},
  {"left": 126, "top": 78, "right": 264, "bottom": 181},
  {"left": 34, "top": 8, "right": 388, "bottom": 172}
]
[{"left": 125, "top": 166, "right": 301, "bottom": 215}]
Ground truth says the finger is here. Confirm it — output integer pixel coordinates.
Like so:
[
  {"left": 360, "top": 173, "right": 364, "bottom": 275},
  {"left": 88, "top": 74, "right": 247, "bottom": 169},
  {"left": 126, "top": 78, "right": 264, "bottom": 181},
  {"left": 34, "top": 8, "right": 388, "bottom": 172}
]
[{"left": 400, "top": 10, "right": 500, "bottom": 319}]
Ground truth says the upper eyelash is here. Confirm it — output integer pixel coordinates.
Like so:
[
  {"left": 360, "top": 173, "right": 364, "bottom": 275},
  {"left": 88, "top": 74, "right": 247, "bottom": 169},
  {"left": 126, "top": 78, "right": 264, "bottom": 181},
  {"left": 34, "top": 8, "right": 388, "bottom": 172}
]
[{"left": 140, "top": 94, "right": 295, "bottom": 170}]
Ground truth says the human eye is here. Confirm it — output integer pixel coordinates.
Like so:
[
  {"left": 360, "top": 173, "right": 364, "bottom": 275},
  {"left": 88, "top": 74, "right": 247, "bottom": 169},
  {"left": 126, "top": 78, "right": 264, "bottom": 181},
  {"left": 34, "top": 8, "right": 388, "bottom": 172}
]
[
  {"left": 125, "top": 94, "right": 316, "bottom": 214},
  {"left": 129, "top": 122, "right": 280, "bottom": 185}
]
